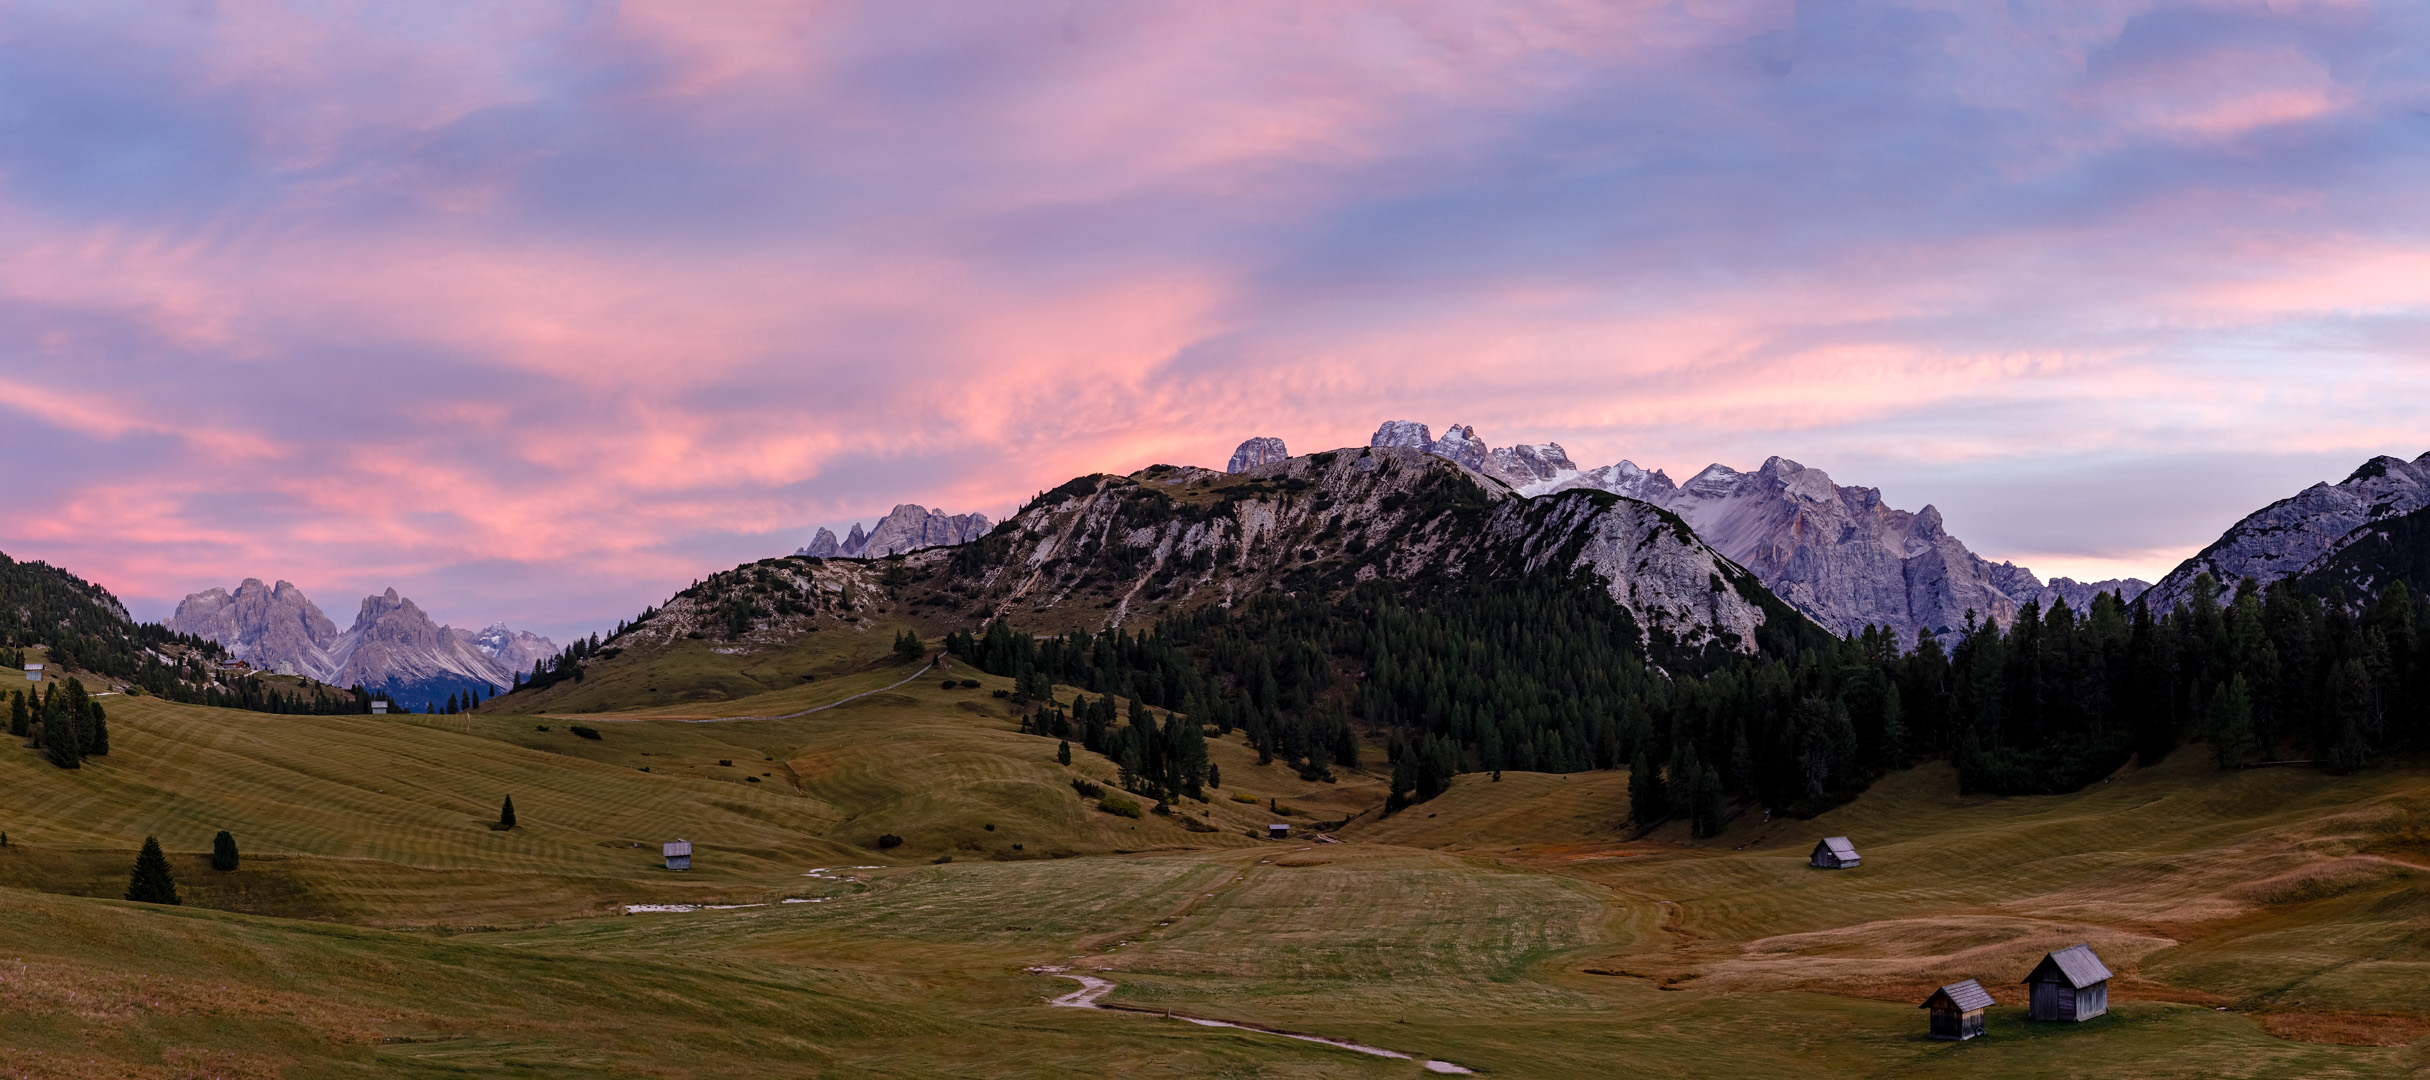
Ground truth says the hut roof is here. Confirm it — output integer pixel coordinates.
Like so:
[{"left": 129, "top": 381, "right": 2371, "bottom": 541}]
[
  {"left": 663, "top": 840, "right": 693, "bottom": 857},
  {"left": 1920, "top": 979, "right": 1995, "bottom": 1013},
  {"left": 2023, "top": 944, "right": 2113, "bottom": 988},
  {"left": 1818, "top": 836, "right": 1858, "bottom": 858}
]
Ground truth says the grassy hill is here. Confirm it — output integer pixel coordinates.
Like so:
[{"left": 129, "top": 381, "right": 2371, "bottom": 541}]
[{"left": 2, "top": 664, "right": 2427, "bottom": 1076}]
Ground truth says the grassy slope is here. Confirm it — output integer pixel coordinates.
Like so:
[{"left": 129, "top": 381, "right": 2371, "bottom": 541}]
[{"left": 3, "top": 647, "right": 2428, "bottom": 1076}]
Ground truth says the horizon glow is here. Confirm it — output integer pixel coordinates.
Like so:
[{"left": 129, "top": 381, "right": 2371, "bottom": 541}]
[{"left": 2, "top": 1, "right": 2425, "bottom": 639}]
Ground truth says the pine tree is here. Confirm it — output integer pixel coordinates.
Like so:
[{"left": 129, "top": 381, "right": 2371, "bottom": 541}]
[
  {"left": 499, "top": 795, "right": 517, "bottom": 829},
  {"left": 1057, "top": 740, "right": 1071, "bottom": 766},
  {"left": 8, "top": 690, "right": 25, "bottom": 738},
  {"left": 894, "top": 630, "right": 924, "bottom": 664},
  {"left": 210, "top": 830, "right": 240, "bottom": 871},
  {"left": 1207, "top": 762, "right": 1220, "bottom": 789},
  {"left": 125, "top": 836, "right": 180, "bottom": 905}
]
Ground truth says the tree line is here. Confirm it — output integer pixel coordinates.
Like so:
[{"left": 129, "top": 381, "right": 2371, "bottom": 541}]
[{"left": 952, "top": 567, "right": 2430, "bottom": 827}]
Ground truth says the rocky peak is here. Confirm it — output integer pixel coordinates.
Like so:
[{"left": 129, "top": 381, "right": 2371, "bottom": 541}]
[
  {"left": 797, "top": 504, "right": 991, "bottom": 560},
  {"left": 1370, "top": 420, "right": 1434, "bottom": 449},
  {"left": 1227, "top": 437, "right": 1288, "bottom": 473},
  {"left": 2144, "top": 450, "right": 2430, "bottom": 613},
  {"left": 1428, "top": 425, "right": 1488, "bottom": 470},
  {"left": 167, "top": 576, "right": 341, "bottom": 679},
  {"left": 1484, "top": 443, "right": 1577, "bottom": 485}
]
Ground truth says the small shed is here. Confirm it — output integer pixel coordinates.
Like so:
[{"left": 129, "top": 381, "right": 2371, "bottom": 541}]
[
  {"left": 23, "top": 663, "right": 41, "bottom": 682},
  {"left": 1920, "top": 979, "right": 1994, "bottom": 1040},
  {"left": 663, "top": 839, "right": 693, "bottom": 871},
  {"left": 2022, "top": 943, "right": 2112, "bottom": 1022},
  {"left": 1267, "top": 823, "right": 1290, "bottom": 840},
  {"left": 370, "top": 701, "right": 389, "bottom": 715},
  {"left": 1810, "top": 836, "right": 1861, "bottom": 868}
]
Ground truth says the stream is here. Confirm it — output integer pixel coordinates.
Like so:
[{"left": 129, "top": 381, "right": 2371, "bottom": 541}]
[{"left": 1034, "top": 968, "right": 1474, "bottom": 1074}]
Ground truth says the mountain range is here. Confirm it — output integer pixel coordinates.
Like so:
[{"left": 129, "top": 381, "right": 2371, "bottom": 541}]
[
  {"left": 166, "top": 579, "right": 556, "bottom": 705},
  {"left": 1229, "top": 422, "right": 2150, "bottom": 642},
  {"left": 798, "top": 504, "right": 993, "bottom": 559}
]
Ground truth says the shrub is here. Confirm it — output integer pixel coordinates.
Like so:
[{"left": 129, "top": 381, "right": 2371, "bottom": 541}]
[
  {"left": 1230, "top": 793, "right": 1261, "bottom": 804},
  {"left": 932, "top": 854, "right": 954, "bottom": 864},
  {"left": 746, "top": 776, "right": 761, "bottom": 782},
  {"left": 535, "top": 724, "right": 550, "bottom": 732},
  {"left": 1097, "top": 792, "right": 1142, "bottom": 819},
  {"left": 876, "top": 834, "right": 903, "bottom": 849},
  {"left": 210, "top": 830, "right": 239, "bottom": 872},
  {"left": 959, "top": 679, "right": 979, "bottom": 688},
  {"left": 718, "top": 759, "right": 732, "bottom": 766},
  {"left": 992, "top": 688, "right": 1010, "bottom": 698},
  {"left": 570, "top": 725, "right": 602, "bottom": 740},
  {"left": 1070, "top": 778, "right": 1104, "bottom": 799},
  {"left": 941, "top": 680, "right": 958, "bottom": 690}
]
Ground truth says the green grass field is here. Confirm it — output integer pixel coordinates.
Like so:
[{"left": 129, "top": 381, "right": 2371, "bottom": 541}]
[{"left": 2, "top": 641, "right": 2427, "bottom": 1077}]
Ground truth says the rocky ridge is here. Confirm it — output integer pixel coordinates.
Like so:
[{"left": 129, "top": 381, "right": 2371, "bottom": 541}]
[
  {"left": 799, "top": 504, "right": 993, "bottom": 559},
  {"left": 2143, "top": 452, "right": 2430, "bottom": 613},
  {"left": 620, "top": 448, "right": 1795, "bottom": 664},
  {"left": 168, "top": 580, "right": 556, "bottom": 703},
  {"left": 1367, "top": 420, "right": 2146, "bottom": 641}
]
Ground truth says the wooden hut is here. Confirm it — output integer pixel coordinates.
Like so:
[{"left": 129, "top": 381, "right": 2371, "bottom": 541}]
[
  {"left": 663, "top": 839, "right": 692, "bottom": 871},
  {"left": 1919, "top": 979, "right": 1993, "bottom": 1040},
  {"left": 369, "top": 701, "right": 389, "bottom": 715},
  {"left": 2022, "top": 943, "right": 2112, "bottom": 1022},
  {"left": 1267, "top": 823, "right": 1290, "bottom": 840},
  {"left": 22, "top": 663, "right": 41, "bottom": 682},
  {"left": 1810, "top": 836, "right": 1861, "bottom": 868}
]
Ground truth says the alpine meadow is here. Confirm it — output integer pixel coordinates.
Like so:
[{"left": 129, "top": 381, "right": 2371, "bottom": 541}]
[{"left": 7, "top": 3, "right": 2430, "bottom": 1078}]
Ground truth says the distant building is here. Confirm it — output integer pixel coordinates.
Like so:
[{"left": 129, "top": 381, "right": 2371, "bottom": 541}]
[
  {"left": 2022, "top": 944, "right": 2112, "bottom": 1022},
  {"left": 277, "top": 660, "right": 296, "bottom": 676},
  {"left": 23, "top": 664, "right": 41, "bottom": 682},
  {"left": 1810, "top": 836, "right": 1861, "bottom": 868},
  {"left": 370, "top": 701, "right": 389, "bottom": 715},
  {"left": 664, "top": 840, "right": 692, "bottom": 871},
  {"left": 1267, "top": 824, "right": 1290, "bottom": 840},
  {"left": 1920, "top": 979, "right": 1993, "bottom": 1040}
]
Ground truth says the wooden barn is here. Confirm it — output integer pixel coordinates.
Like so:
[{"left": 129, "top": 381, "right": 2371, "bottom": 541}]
[
  {"left": 1810, "top": 836, "right": 1861, "bottom": 868},
  {"left": 663, "top": 839, "right": 693, "bottom": 871},
  {"left": 2022, "top": 944, "right": 2112, "bottom": 1022},
  {"left": 1267, "top": 823, "right": 1290, "bottom": 840},
  {"left": 1919, "top": 979, "right": 1993, "bottom": 1040}
]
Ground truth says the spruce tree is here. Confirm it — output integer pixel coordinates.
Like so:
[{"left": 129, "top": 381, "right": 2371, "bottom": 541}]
[
  {"left": 211, "top": 830, "right": 239, "bottom": 871},
  {"left": 2211, "top": 676, "right": 2256, "bottom": 770},
  {"left": 1057, "top": 740, "right": 1071, "bottom": 766},
  {"left": 1207, "top": 762, "right": 1220, "bottom": 790},
  {"left": 499, "top": 795, "right": 517, "bottom": 829},
  {"left": 86, "top": 700, "right": 107, "bottom": 756},
  {"left": 125, "top": 836, "right": 180, "bottom": 905},
  {"left": 8, "top": 691, "right": 24, "bottom": 738}
]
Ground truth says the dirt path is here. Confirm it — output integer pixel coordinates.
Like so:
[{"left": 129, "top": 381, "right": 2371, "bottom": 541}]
[
  {"left": 556, "top": 660, "right": 937, "bottom": 725},
  {"left": 1032, "top": 967, "right": 1474, "bottom": 1074}
]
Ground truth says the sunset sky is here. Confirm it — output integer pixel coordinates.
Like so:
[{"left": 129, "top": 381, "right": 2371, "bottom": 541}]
[{"left": 4, "top": 1, "right": 2427, "bottom": 639}]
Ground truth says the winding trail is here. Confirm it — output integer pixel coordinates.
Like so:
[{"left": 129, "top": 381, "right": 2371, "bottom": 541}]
[
  {"left": 1033, "top": 968, "right": 1473, "bottom": 1074},
  {"left": 560, "top": 660, "right": 938, "bottom": 725}
]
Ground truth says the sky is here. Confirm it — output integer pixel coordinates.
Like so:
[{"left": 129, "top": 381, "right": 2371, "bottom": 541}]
[{"left": 2, "top": 0, "right": 2426, "bottom": 641}]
